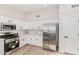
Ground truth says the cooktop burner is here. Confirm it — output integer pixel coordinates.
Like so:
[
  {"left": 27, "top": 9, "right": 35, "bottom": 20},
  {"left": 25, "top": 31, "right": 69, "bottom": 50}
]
[{"left": 0, "top": 33, "right": 19, "bottom": 39}]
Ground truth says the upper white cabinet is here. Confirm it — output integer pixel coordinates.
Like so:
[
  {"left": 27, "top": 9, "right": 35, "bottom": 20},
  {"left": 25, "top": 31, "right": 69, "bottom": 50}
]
[{"left": 0, "top": 15, "right": 29, "bottom": 30}]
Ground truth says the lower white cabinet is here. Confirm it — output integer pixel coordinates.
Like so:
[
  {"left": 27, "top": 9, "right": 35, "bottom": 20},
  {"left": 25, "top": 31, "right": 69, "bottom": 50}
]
[
  {"left": 18, "top": 31, "right": 43, "bottom": 47},
  {"left": 19, "top": 35, "right": 27, "bottom": 47},
  {"left": 24, "top": 35, "right": 43, "bottom": 47},
  {"left": 0, "top": 39, "right": 4, "bottom": 55},
  {"left": 32, "top": 35, "right": 43, "bottom": 47},
  {"left": 18, "top": 31, "right": 27, "bottom": 47}
]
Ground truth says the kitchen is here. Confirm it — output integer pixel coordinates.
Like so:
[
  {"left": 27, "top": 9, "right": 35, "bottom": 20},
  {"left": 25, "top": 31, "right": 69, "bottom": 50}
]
[
  {"left": 0, "top": 4, "right": 79, "bottom": 55},
  {"left": 0, "top": 4, "right": 59, "bottom": 55}
]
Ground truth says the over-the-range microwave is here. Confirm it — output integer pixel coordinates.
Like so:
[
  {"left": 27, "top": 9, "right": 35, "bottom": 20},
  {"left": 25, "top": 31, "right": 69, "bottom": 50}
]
[{"left": 1, "top": 23, "right": 16, "bottom": 31}]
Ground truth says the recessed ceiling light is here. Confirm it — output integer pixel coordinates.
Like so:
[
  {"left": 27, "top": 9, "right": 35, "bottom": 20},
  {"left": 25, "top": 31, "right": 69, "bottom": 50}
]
[{"left": 43, "top": 4, "right": 47, "bottom": 7}]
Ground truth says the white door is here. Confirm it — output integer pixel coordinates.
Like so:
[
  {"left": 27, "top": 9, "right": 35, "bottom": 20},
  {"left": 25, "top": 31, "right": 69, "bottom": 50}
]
[{"left": 63, "top": 17, "right": 79, "bottom": 54}]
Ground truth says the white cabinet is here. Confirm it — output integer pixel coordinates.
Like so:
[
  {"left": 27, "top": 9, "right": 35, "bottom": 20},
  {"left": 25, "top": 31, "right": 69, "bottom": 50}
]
[
  {"left": 0, "top": 39, "right": 4, "bottom": 55},
  {"left": 19, "top": 35, "right": 27, "bottom": 47},
  {"left": 32, "top": 35, "right": 43, "bottom": 47},
  {"left": 18, "top": 31, "right": 27, "bottom": 47},
  {"left": 24, "top": 35, "right": 43, "bottom": 47},
  {"left": 19, "top": 36, "right": 26, "bottom": 47},
  {"left": 24, "top": 35, "right": 31, "bottom": 44}
]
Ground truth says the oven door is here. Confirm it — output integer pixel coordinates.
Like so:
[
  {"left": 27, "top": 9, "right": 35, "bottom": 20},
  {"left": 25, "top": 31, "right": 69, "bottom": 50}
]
[{"left": 4, "top": 40, "right": 19, "bottom": 52}]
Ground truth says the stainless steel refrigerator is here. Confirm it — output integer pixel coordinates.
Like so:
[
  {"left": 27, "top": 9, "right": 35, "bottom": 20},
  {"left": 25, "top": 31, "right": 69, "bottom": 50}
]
[{"left": 43, "top": 23, "right": 59, "bottom": 51}]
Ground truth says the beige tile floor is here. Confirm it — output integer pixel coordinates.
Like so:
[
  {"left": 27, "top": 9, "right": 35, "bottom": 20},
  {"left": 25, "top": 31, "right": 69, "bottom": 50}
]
[{"left": 11, "top": 44, "right": 66, "bottom": 55}]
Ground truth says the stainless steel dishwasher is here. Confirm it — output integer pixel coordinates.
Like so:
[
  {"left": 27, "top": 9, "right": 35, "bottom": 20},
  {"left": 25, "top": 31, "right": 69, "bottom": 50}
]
[{"left": 43, "top": 23, "right": 59, "bottom": 51}]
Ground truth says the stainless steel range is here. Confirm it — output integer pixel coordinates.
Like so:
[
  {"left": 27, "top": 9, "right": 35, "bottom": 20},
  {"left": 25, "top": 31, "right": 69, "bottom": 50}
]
[
  {"left": 4, "top": 32, "right": 19, "bottom": 55},
  {"left": 0, "top": 32, "right": 19, "bottom": 55}
]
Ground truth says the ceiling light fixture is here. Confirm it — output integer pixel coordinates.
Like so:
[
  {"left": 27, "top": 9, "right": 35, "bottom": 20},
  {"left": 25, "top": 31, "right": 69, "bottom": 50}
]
[{"left": 43, "top": 4, "right": 47, "bottom": 7}]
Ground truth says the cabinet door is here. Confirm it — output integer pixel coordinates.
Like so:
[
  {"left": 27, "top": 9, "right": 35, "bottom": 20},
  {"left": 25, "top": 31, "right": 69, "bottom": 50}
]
[
  {"left": 19, "top": 35, "right": 26, "bottom": 47},
  {"left": 24, "top": 35, "right": 31, "bottom": 44},
  {"left": 0, "top": 39, "right": 4, "bottom": 55},
  {"left": 32, "top": 35, "right": 43, "bottom": 47},
  {"left": 25, "top": 35, "right": 43, "bottom": 47}
]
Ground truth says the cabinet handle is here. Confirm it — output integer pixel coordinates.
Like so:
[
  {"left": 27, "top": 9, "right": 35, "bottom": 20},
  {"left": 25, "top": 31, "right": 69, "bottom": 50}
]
[
  {"left": 78, "top": 34, "right": 79, "bottom": 36},
  {"left": 65, "top": 36, "right": 68, "bottom": 38},
  {"left": 78, "top": 19, "right": 79, "bottom": 22},
  {"left": 35, "top": 39, "right": 38, "bottom": 41}
]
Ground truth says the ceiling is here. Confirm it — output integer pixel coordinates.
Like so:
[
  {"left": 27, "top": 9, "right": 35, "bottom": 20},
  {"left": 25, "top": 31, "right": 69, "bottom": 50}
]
[
  {"left": 0, "top": 4, "right": 58, "bottom": 20},
  {"left": 0, "top": 4, "right": 58, "bottom": 13}
]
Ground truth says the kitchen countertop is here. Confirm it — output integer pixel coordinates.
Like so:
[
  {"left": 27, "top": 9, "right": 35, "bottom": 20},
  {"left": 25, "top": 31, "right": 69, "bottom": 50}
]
[{"left": 0, "top": 35, "right": 19, "bottom": 39}]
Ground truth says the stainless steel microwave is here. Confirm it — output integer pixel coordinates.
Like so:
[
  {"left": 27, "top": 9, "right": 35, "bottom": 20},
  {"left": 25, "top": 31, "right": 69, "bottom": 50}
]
[{"left": 1, "top": 23, "right": 16, "bottom": 31}]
